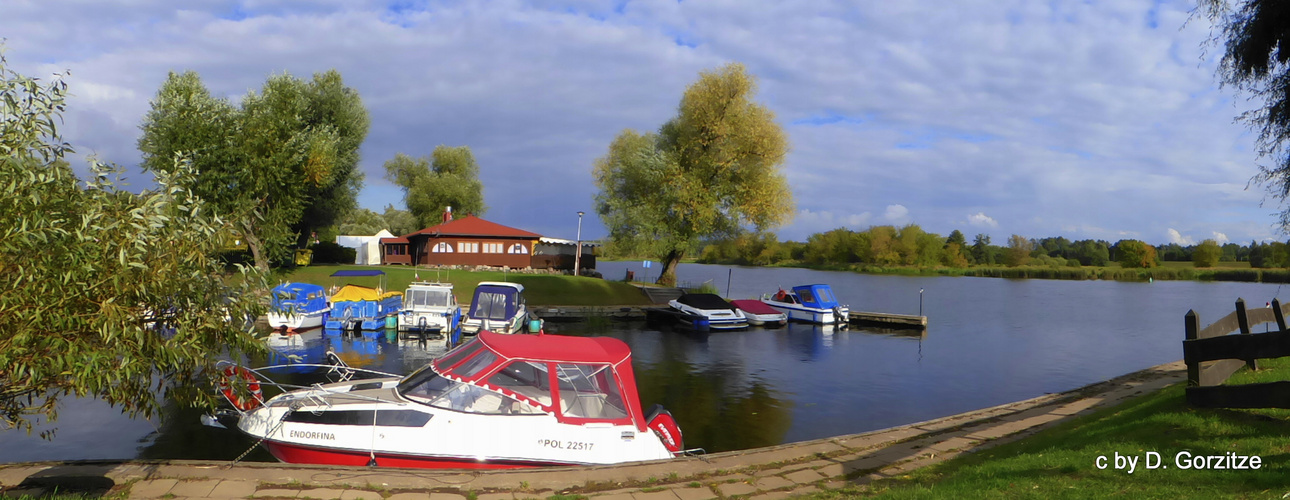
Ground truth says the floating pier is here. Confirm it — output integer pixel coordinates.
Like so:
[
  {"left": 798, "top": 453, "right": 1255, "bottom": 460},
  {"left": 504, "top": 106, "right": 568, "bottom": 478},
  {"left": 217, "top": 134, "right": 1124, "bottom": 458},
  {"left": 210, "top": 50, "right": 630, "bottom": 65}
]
[{"left": 849, "top": 311, "right": 928, "bottom": 329}]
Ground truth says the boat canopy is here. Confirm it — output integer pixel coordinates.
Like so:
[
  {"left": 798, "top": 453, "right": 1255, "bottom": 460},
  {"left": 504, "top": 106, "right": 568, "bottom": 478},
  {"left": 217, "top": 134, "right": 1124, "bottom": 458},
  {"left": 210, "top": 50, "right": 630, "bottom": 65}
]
[
  {"left": 401, "top": 331, "right": 646, "bottom": 429},
  {"left": 330, "top": 284, "right": 400, "bottom": 303},
  {"left": 676, "top": 293, "right": 735, "bottom": 310},
  {"left": 730, "top": 299, "right": 780, "bottom": 315},
  {"left": 270, "top": 282, "right": 328, "bottom": 311},
  {"left": 330, "top": 270, "right": 387, "bottom": 277},
  {"left": 469, "top": 282, "right": 524, "bottom": 321},
  {"left": 792, "top": 284, "right": 842, "bottom": 309}
]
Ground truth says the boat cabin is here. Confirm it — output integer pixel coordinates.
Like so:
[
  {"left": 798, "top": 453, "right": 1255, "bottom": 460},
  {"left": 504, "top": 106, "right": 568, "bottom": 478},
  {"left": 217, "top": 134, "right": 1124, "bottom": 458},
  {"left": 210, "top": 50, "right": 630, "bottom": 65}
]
[
  {"left": 270, "top": 282, "right": 328, "bottom": 313},
  {"left": 786, "top": 284, "right": 842, "bottom": 309},
  {"left": 396, "top": 331, "right": 647, "bottom": 429},
  {"left": 469, "top": 282, "right": 526, "bottom": 322}
]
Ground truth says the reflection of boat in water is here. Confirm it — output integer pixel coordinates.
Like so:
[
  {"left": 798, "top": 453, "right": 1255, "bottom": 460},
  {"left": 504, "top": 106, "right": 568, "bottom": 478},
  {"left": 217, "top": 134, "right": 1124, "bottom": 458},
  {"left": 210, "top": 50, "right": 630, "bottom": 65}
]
[
  {"left": 761, "top": 284, "right": 849, "bottom": 326},
  {"left": 213, "top": 331, "right": 687, "bottom": 469},
  {"left": 666, "top": 294, "right": 748, "bottom": 330},
  {"left": 266, "top": 283, "right": 332, "bottom": 331}
]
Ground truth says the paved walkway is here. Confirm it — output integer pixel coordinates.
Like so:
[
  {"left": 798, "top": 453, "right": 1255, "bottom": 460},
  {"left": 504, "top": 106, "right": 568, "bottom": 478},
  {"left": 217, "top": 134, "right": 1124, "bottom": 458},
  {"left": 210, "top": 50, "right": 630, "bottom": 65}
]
[{"left": 0, "top": 361, "right": 1186, "bottom": 500}]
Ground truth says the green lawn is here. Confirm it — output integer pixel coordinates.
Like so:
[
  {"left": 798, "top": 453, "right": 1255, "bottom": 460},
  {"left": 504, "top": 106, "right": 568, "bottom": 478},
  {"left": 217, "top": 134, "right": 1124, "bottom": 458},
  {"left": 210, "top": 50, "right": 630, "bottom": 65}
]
[
  {"left": 278, "top": 265, "right": 651, "bottom": 306},
  {"left": 801, "top": 358, "right": 1290, "bottom": 499}
]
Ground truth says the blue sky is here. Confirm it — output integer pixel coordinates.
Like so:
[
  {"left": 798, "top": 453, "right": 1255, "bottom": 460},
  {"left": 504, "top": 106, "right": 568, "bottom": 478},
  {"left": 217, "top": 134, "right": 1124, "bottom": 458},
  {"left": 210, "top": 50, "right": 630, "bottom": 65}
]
[{"left": 1, "top": 0, "right": 1278, "bottom": 246}]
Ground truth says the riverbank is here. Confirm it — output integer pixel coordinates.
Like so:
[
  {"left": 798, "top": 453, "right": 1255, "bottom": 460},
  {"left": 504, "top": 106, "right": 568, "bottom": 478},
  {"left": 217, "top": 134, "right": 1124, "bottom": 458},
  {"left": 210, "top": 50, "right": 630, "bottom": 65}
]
[
  {"left": 0, "top": 361, "right": 1187, "bottom": 500},
  {"left": 280, "top": 265, "right": 651, "bottom": 306},
  {"left": 672, "top": 259, "right": 1290, "bottom": 283}
]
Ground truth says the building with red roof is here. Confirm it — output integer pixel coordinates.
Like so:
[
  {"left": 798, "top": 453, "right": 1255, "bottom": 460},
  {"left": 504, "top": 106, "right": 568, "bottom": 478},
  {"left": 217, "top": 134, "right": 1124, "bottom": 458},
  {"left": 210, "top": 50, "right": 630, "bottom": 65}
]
[{"left": 381, "top": 209, "right": 542, "bottom": 268}]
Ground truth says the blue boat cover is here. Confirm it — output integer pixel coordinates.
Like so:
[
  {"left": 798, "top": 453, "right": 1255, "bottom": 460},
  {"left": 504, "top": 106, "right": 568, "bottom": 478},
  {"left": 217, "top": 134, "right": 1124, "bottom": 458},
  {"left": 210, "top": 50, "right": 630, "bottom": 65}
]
[
  {"left": 270, "top": 282, "right": 329, "bottom": 312},
  {"left": 470, "top": 284, "right": 520, "bottom": 321},
  {"left": 329, "top": 270, "right": 387, "bottom": 277},
  {"left": 792, "top": 284, "right": 841, "bottom": 309}
]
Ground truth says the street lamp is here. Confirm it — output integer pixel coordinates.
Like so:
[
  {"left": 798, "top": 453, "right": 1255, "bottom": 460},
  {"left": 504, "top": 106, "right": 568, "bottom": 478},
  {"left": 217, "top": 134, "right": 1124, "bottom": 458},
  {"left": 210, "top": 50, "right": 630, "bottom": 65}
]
[{"left": 574, "top": 211, "right": 585, "bottom": 277}]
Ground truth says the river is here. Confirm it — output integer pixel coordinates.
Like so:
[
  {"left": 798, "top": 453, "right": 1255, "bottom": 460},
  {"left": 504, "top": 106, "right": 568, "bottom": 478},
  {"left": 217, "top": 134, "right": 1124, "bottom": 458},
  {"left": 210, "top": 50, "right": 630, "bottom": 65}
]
[{"left": 1, "top": 262, "right": 1282, "bottom": 463}]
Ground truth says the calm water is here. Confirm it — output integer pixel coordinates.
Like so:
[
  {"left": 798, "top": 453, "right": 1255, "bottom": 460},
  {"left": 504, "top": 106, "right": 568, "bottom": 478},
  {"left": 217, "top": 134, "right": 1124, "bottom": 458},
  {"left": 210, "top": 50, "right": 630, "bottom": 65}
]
[{"left": 2, "top": 262, "right": 1285, "bottom": 462}]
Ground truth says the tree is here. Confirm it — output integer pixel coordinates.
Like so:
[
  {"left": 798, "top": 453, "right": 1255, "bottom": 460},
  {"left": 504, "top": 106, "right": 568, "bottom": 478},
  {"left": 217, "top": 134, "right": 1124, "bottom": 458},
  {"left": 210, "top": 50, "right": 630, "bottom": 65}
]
[
  {"left": 946, "top": 230, "right": 967, "bottom": 249},
  {"left": 383, "top": 146, "right": 486, "bottom": 230},
  {"left": 942, "top": 242, "right": 970, "bottom": 268},
  {"left": 972, "top": 233, "right": 994, "bottom": 265},
  {"left": 339, "top": 207, "right": 386, "bottom": 235},
  {"left": 1, "top": 53, "right": 267, "bottom": 434},
  {"left": 594, "top": 63, "right": 792, "bottom": 286},
  {"left": 1116, "top": 239, "right": 1159, "bottom": 268},
  {"left": 138, "top": 70, "right": 369, "bottom": 270},
  {"left": 382, "top": 205, "right": 418, "bottom": 236},
  {"left": 1201, "top": 1, "right": 1290, "bottom": 230},
  {"left": 1004, "top": 234, "right": 1032, "bottom": 267},
  {"left": 1194, "top": 239, "right": 1222, "bottom": 267}
]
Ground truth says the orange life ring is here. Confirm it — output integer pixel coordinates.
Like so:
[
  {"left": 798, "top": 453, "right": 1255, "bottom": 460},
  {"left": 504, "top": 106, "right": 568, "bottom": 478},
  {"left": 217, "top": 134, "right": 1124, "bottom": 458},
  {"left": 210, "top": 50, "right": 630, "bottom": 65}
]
[
  {"left": 774, "top": 290, "right": 787, "bottom": 302},
  {"left": 218, "top": 366, "right": 264, "bottom": 411}
]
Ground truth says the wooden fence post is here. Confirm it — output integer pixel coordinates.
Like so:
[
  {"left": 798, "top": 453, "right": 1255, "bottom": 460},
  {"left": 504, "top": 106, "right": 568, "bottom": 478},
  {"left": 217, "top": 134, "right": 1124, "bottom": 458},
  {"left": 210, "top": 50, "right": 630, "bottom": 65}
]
[
  {"left": 1275, "top": 298, "right": 1287, "bottom": 332},
  {"left": 1185, "top": 309, "right": 1200, "bottom": 387},
  {"left": 1235, "top": 298, "right": 1259, "bottom": 370}
]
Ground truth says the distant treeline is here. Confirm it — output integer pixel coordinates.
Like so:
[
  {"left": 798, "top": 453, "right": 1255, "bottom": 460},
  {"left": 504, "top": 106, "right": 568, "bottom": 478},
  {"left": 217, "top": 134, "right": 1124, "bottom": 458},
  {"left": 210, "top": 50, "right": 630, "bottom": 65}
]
[{"left": 681, "top": 225, "right": 1290, "bottom": 271}]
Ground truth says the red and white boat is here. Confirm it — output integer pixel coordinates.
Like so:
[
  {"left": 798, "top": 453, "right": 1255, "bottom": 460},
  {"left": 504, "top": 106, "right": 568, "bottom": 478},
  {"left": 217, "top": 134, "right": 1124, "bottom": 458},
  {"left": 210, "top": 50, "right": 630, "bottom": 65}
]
[
  {"left": 220, "top": 331, "right": 686, "bottom": 469},
  {"left": 729, "top": 300, "right": 787, "bottom": 327}
]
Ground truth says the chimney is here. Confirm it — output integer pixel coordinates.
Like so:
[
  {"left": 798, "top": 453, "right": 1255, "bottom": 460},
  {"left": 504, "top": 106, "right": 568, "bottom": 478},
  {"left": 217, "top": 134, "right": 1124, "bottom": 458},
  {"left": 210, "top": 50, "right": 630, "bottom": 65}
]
[{"left": 443, "top": 206, "right": 452, "bottom": 223}]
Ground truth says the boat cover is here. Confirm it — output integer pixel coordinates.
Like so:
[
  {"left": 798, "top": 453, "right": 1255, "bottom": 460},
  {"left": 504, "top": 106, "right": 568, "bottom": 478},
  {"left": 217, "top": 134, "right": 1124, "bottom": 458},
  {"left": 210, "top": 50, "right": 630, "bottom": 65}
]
[
  {"left": 730, "top": 299, "right": 781, "bottom": 315},
  {"left": 270, "top": 282, "right": 328, "bottom": 311},
  {"left": 792, "top": 284, "right": 842, "bottom": 309},
  {"left": 469, "top": 282, "right": 523, "bottom": 321},
  {"left": 676, "top": 293, "right": 735, "bottom": 310}
]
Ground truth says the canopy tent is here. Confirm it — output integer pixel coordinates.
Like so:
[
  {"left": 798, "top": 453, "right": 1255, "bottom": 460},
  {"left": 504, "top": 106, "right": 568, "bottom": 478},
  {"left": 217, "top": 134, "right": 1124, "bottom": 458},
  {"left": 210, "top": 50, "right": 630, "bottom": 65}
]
[{"left": 335, "top": 229, "right": 394, "bottom": 265}]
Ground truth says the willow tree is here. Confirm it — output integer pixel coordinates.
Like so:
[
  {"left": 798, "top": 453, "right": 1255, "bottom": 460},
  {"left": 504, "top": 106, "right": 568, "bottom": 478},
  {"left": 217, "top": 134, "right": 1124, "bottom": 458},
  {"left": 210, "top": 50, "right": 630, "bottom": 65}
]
[
  {"left": 1, "top": 53, "right": 267, "bottom": 434},
  {"left": 383, "top": 146, "right": 487, "bottom": 229},
  {"left": 594, "top": 63, "right": 793, "bottom": 286}
]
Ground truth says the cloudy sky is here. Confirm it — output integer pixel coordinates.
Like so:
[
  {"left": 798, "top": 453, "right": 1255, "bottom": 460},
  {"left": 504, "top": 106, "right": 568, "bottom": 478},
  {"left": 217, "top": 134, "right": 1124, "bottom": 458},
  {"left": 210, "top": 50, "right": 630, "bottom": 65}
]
[{"left": 1, "top": 0, "right": 1278, "bottom": 245}]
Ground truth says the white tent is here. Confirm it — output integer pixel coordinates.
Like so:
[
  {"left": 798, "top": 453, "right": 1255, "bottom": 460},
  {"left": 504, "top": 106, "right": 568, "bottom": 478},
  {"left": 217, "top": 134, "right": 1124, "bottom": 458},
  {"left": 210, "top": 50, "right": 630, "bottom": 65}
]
[{"left": 335, "top": 229, "right": 394, "bottom": 265}]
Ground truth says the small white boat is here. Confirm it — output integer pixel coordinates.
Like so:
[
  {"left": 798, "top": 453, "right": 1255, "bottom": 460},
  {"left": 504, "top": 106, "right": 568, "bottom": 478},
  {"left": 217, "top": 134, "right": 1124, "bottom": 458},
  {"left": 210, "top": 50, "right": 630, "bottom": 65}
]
[
  {"left": 266, "top": 282, "right": 332, "bottom": 331},
  {"left": 397, "top": 281, "right": 463, "bottom": 346},
  {"left": 214, "top": 331, "right": 688, "bottom": 469},
  {"left": 461, "top": 282, "right": 537, "bottom": 335},
  {"left": 761, "top": 284, "right": 850, "bottom": 325},
  {"left": 667, "top": 293, "right": 748, "bottom": 330},
  {"left": 729, "top": 300, "right": 787, "bottom": 327}
]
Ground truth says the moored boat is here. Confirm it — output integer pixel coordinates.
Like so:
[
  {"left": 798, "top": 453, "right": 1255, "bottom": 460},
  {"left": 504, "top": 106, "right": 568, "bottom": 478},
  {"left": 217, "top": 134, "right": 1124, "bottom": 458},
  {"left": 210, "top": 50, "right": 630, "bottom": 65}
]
[
  {"left": 461, "top": 282, "right": 538, "bottom": 335},
  {"left": 667, "top": 293, "right": 748, "bottom": 330},
  {"left": 397, "top": 281, "right": 463, "bottom": 346},
  {"left": 761, "top": 284, "right": 849, "bottom": 325},
  {"left": 324, "top": 284, "right": 403, "bottom": 331},
  {"left": 267, "top": 282, "right": 332, "bottom": 332},
  {"left": 729, "top": 299, "right": 787, "bottom": 327},
  {"left": 215, "top": 331, "right": 688, "bottom": 469}
]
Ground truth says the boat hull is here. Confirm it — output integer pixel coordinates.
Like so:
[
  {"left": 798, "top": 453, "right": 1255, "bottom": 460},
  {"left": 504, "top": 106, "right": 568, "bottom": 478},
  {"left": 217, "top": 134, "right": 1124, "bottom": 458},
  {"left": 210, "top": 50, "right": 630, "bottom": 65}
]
[
  {"left": 267, "top": 309, "right": 330, "bottom": 331},
  {"left": 761, "top": 301, "right": 848, "bottom": 325},
  {"left": 262, "top": 440, "right": 574, "bottom": 469}
]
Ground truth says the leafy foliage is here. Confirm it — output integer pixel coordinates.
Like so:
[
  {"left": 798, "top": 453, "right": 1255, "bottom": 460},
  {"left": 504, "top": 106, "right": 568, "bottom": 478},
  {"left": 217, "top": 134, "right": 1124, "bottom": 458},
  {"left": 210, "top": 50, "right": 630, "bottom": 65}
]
[
  {"left": 383, "top": 147, "right": 487, "bottom": 230},
  {"left": 1115, "top": 239, "right": 1160, "bottom": 268},
  {"left": 1003, "top": 234, "right": 1033, "bottom": 267},
  {"left": 138, "top": 70, "right": 369, "bottom": 270},
  {"left": 0, "top": 53, "right": 267, "bottom": 434},
  {"left": 594, "top": 63, "right": 793, "bottom": 285},
  {"left": 1193, "top": 239, "right": 1222, "bottom": 267}
]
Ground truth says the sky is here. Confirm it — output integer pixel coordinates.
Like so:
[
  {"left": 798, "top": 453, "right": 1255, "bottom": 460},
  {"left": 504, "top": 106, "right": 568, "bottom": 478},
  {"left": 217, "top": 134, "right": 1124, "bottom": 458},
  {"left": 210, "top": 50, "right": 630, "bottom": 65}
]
[{"left": 1, "top": 0, "right": 1280, "bottom": 246}]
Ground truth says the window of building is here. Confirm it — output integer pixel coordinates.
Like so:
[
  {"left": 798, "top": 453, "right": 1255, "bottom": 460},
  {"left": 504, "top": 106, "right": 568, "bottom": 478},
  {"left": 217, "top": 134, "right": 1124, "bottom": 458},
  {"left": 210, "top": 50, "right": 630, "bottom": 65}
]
[
  {"left": 483, "top": 242, "right": 503, "bottom": 254},
  {"left": 432, "top": 242, "right": 453, "bottom": 253},
  {"left": 457, "top": 242, "right": 478, "bottom": 253},
  {"left": 509, "top": 243, "right": 528, "bottom": 254}
]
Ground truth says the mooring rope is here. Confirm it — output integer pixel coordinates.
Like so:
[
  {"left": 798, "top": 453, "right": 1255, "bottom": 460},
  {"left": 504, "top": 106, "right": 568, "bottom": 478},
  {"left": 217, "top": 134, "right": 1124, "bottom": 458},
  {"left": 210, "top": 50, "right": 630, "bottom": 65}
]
[{"left": 225, "top": 402, "right": 300, "bottom": 468}]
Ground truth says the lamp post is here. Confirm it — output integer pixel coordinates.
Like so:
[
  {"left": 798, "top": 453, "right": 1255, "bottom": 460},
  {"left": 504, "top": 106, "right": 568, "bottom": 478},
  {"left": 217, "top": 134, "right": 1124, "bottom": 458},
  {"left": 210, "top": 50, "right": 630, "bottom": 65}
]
[{"left": 574, "top": 211, "right": 585, "bottom": 277}]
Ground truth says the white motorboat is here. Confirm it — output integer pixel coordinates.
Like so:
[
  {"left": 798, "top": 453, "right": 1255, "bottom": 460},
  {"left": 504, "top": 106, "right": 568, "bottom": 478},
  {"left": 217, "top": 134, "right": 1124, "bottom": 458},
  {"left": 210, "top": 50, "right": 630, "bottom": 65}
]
[
  {"left": 461, "top": 282, "right": 537, "bottom": 335},
  {"left": 729, "top": 300, "right": 787, "bottom": 327},
  {"left": 667, "top": 293, "right": 748, "bottom": 330},
  {"left": 215, "top": 331, "right": 687, "bottom": 469},
  {"left": 761, "top": 284, "right": 850, "bottom": 325},
  {"left": 397, "top": 281, "right": 463, "bottom": 346},
  {"left": 266, "top": 282, "right": 332, "bottom": 331}
]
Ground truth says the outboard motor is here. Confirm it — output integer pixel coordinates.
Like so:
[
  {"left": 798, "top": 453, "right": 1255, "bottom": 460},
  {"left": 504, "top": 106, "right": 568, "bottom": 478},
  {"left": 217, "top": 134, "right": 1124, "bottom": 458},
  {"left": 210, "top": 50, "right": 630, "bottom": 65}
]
[{"left": 645, "top": 404, "right": 684, "bottom": 454}]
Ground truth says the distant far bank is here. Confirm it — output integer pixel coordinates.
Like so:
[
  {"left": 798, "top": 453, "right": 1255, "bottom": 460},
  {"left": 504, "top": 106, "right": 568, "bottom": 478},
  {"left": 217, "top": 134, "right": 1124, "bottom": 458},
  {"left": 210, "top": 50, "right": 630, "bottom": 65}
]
[{"left": 648, "top": 259, "right": 1290, "bottom": 283}]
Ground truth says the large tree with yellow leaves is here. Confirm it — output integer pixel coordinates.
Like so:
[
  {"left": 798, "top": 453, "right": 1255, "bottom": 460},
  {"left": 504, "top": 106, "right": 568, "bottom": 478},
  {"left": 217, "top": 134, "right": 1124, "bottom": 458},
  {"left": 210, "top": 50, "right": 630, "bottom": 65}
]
[
  {"left": 139, "top": 70, "right": 369, "bottom": 270},
  {"left": 594, "top": 63, "right": 794, "bottom": 286}
]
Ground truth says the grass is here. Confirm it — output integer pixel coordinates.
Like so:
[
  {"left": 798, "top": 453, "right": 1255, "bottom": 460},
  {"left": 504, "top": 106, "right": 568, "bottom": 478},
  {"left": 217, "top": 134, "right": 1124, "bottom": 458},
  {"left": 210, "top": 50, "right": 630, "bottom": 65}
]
[
  {"left": 799, "top": 358, "right": 1290, "bottom": 499},
  {"left": 279, "top": 264, "right": 651, "bottom": 306}
]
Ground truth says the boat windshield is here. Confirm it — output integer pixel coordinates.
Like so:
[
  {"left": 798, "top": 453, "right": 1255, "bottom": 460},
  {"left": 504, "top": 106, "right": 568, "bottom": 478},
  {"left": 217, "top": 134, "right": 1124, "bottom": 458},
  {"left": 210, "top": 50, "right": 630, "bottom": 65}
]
[
  {"left": 397, "top": 369, "right": 544, "bottom": 415},
  {"left": 407, "top": 288, "right": 451, "bottom": 308},
  {"left": 474, "top": 291, "right": 511, "bottom": 320}
]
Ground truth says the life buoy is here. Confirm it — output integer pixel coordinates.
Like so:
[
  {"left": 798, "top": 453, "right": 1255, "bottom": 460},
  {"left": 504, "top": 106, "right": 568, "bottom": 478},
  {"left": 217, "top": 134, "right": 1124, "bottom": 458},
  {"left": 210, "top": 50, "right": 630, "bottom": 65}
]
[
  {"left": 774, "top": 290, "right": 787, "bottom": 302},
  {"left": 647, "top": 408, "right": 684, "bottom": 454},
  {"left": 218, "top": 366, "right": 264, "bottom": 411}
]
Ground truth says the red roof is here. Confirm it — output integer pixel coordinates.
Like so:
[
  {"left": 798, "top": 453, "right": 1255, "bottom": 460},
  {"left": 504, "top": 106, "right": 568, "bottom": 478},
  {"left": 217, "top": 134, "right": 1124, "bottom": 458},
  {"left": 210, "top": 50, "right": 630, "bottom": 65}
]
[
  {"left": 380, "top": 237, "right": 409, "bottom": 244},
  {"left": 405, "top": 215, "right": 541, "bottom": 239}
]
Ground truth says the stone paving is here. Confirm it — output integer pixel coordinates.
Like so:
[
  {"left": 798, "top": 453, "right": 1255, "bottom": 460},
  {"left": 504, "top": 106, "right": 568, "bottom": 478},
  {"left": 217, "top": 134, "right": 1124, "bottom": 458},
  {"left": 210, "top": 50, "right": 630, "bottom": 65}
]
[{"left": 0, "top": 361, "right": 1186, "bottom": 500}]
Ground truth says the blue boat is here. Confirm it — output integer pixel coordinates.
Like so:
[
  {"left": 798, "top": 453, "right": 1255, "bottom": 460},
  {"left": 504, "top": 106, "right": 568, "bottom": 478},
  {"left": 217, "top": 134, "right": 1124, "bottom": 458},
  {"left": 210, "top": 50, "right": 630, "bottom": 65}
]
[
  {"left": 267, "top": 282, "right": 331, "bottom": 331},
  {"left": 461, "top": 282, "right": 537, "bottom": 335},
  {"left": 761, "top": 284, "right": 850, "bottom": 325},
  {"left": 322, "top": 270, "right": 403, "bottom": 331}
]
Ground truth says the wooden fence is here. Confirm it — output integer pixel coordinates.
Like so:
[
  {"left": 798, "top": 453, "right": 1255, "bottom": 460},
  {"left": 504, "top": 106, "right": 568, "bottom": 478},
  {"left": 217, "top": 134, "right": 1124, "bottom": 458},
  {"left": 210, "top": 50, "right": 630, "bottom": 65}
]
[{"left": 1183, "top": 298, "right": 1290, "bottom": 408}]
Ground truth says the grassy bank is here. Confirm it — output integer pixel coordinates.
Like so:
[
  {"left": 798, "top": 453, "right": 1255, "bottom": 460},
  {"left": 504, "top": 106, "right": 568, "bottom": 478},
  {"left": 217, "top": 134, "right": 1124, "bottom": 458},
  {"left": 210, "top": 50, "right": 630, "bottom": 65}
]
[
  {"left": 803, "top": 359, "right": 1290, "bottom": 499},
  {"left": 278, "top": 265, "right": 651, "bottom": 306}
]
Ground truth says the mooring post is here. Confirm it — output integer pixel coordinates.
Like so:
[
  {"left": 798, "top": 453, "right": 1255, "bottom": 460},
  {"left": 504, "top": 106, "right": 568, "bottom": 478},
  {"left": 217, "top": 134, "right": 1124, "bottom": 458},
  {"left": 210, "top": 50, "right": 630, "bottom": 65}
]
[
  {"left": 1275, "top": 298, "right": 1287, "bottom": 332},
  {"left": 1185, "top": 309, "right": 1200, "bottom": 387},
  {"left": 1235, "top": 298, "right": 1259, "bottom": 370}
]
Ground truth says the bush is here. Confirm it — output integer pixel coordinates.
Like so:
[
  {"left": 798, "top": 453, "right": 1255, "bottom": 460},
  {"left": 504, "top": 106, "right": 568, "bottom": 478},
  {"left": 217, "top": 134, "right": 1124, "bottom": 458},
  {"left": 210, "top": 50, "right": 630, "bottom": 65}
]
[
  {"left": 310, "top": 242, "right": 356, "bottom": 264},
  {"left": 1066, "top": 258, "right": 1082, "bottom": 267}
]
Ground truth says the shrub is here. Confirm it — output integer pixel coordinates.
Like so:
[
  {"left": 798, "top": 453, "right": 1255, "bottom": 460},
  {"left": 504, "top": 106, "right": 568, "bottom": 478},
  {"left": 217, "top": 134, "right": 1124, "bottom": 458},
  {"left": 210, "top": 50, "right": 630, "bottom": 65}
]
[{"left": 310, "top": 242, "right": 356, "bottom": 264}]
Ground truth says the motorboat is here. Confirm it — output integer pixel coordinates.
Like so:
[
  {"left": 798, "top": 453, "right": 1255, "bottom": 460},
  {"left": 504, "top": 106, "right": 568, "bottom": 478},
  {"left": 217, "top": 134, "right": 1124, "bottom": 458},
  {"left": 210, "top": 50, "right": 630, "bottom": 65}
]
[
  {"left": 761, "top": 284, "right": 850, "bottom": 325},
  {"left": 461, "top": 282, "right": 538, "bottom": 335},
  {"left": 729, "top": 300, "right": 787, "bottom": 327},
  {"left": 643, "top": 306, "right": 710, "bottom": 332},
  {"left": 397, "top": 281, "right": 463, "bottom": 346},
  {"left": 267, "top": 282, "right": 331, "bottom": 332},
  {"left": 667, "top": 293, "right": 748, "bottom": 330},
  {"left": 213, "top": 331, "right": 687, "bottom": 469},
  {"left": 324, "top": 285, "right": 403, "bottom": 332}
]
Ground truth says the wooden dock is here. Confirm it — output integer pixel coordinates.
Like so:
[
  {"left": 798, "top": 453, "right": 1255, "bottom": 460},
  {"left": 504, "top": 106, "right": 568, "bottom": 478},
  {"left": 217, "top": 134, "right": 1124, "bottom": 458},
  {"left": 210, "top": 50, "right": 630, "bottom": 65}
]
[
  {"left": 534, "top": 305, "right": 927, "bottom": 330},
  {"left": 849, "top": 311, "right": 928, "bottom": 329}
]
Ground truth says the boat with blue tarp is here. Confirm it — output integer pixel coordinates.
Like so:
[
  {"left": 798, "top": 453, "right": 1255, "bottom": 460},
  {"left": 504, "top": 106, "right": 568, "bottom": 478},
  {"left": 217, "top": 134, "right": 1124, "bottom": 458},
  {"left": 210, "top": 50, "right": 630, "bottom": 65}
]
[
  {"left": 267, "top": 282, "right": 332, "bottom": 332},
  {"left": 323, "top": 270, "right": 402, "bottom": 331},
  {"left": 760, "top": 284, "right": 850, "bottom": 325}
]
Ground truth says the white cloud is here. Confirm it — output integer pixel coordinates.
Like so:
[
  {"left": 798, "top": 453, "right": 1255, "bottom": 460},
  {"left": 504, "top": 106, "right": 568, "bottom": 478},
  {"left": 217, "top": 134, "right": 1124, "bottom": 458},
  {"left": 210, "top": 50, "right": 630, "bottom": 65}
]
[
  {"left": 967, "top": 212, "right": 998, "bottom": 228},
  {"left": 1212, "top": 231, "right": 1229, "bottom": 245},
  {"left": 883, "top": 204, "right": 910, "bottom": 225},
  {"left": 1166, "top": 228, "right": 1194, "bottom": 245}
]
